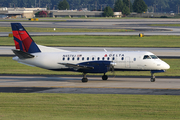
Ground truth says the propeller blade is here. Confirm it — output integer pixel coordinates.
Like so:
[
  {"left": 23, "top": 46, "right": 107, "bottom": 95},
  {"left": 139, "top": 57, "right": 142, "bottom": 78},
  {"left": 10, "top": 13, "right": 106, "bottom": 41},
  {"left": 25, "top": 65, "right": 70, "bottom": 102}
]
[{"left": 110, "top": 62, "right": 116, "bottom": 77}]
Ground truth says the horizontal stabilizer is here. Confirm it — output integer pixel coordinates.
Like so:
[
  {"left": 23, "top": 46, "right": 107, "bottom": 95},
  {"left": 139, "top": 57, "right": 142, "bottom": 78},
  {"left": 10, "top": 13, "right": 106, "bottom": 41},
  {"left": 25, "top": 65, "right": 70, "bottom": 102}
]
[{"left": 12, "top": 49, "right": 34, "bottom": 59}]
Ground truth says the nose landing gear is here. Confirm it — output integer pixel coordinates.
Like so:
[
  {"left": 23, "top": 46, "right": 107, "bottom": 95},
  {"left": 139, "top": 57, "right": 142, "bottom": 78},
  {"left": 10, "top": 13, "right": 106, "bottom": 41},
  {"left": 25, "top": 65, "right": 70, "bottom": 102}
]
[
  {"left": 150, "top": 72, "right": 155, "bottom": 82},
  {"left": 150, "top": 70, "right": 165, "bottom": 82}
]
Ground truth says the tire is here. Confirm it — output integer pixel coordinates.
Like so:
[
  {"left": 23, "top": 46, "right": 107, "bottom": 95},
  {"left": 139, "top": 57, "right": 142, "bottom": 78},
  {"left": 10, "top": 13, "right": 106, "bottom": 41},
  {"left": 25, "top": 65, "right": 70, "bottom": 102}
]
[
  {"left": 150, "top": 78, "right": 155, "bottom": 82},
  {"left": 82, "top": 78, "right": 88, "bottom": 82},
  {"left": 102, "top": 75, "right": 108, "bottom": 80}
]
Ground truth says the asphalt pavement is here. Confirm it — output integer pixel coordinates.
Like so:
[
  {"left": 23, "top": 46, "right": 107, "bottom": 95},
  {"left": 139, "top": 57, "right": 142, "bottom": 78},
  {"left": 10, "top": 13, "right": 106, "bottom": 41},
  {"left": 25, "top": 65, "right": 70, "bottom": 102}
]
[
  {"left": 1, "top": 18, "right": 180, "bottom": 36},
  {"left": 0, "top": 75, "right": 180, "bottom": 95}
]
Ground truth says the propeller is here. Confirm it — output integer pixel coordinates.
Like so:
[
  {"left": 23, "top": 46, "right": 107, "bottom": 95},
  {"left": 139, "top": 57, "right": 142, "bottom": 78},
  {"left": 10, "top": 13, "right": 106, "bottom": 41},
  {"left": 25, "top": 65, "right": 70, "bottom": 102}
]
[{"left": 110, "top": 62, "right": 116, "bottom": 77}]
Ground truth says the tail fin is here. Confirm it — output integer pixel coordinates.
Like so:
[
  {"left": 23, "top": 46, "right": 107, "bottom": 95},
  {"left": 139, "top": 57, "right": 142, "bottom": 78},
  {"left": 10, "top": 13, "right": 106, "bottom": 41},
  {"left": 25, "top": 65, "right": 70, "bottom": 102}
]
[{"left": 11, "top": 23, "right": 41, "bottom": 53}]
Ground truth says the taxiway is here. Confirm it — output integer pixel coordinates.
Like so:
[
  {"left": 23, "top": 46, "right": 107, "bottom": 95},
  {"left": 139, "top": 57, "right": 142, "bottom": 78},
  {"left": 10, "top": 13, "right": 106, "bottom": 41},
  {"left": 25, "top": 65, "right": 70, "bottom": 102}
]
[
  {"left": 0, "top": 75, "right": 180, "bottom": 95},
  {"left": 1, "top": 18, "right": 180, "bottom": 36}
]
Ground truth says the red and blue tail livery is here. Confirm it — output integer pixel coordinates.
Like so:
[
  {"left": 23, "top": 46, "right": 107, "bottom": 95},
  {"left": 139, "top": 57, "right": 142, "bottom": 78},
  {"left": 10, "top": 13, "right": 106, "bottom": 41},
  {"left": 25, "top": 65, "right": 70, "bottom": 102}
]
[{"left": 11, "top": 23, "right": 41, "bottom": 53}]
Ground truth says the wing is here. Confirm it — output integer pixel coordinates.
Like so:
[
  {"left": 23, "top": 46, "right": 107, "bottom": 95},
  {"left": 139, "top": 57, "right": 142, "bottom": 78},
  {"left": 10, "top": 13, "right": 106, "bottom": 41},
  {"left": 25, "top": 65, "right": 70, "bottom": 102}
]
[
  {"left": 58, "top": 63, "right": 94, "bottom": 70},
  {"left": 59, "top": 61, "right": 112, "bottom": 73}
]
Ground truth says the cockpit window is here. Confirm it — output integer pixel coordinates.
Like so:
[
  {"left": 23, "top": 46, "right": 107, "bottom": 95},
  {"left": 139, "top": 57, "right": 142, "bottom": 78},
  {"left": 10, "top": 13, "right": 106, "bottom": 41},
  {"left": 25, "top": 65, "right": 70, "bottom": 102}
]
[
  {"left": 150, "top": 55, "right": 158, "bottom": 59},
  {"left": 143, "top": 55, "right": 151, "bottom": 59}
]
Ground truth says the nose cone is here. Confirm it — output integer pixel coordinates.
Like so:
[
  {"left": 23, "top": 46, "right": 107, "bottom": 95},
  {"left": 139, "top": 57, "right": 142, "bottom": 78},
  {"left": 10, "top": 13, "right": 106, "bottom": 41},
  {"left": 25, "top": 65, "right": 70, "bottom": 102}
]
[
  {"left": 162, "top": 62, "right": 170, "bottom": 70},
  {"left": 156, "top": 59, "right": 170, "bottom": 70}
]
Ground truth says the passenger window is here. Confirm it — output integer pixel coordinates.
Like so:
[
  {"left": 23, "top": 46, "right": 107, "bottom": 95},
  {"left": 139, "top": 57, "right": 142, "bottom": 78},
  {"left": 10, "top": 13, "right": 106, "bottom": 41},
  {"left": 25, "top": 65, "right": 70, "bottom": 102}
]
[
  {"left": 107, "top": 57, "right": 109, "bottom": 60},
  {"left": 87, "top": 57, "right": 89, "bottom": 60},
  {"left": 72, "top": 57, "right": 74, "bottom": 60},
  {"left": 143, "top": 55, "right": 151, "bottom": 59},
  {"left": 112, "top": 57, "right": 115, "bottom": 60},
  {"left": 67, "top": 57, "right": 70, "bottom": 60},
  {"left": 82, "top": 57, "right": 84, "bottom": 60},
  {"left": 77, "top": 57, "right": 79, "bottom": 60},
  {"left": 63, "top": 58, "right": 65, "bottom": 60},
  {"left": 122, "top": 57, "right": 124, "bottom": 60},
  {"left": 92, "top": 57, "right": 94, "bottom": 60},
  {"left": 102, "top": 57, "right": 104, "bottom": 60},
  {"left": 97, "top": 57, "right": 100, "bottom": 60},
  {"left": 134, "top": 58, "right": 136, "bottom": 61}
]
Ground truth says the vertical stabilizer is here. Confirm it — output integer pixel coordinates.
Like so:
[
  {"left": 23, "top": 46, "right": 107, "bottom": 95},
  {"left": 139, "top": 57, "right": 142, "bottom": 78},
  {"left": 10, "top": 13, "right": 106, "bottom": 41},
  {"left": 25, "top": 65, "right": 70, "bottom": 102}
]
[{"left": 11, "top": 23, "right": 41, "bottom": 53}]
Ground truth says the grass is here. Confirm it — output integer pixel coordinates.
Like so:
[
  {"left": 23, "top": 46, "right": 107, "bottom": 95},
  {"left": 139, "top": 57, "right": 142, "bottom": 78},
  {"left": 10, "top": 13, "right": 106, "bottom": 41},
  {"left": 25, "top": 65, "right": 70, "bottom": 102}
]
[
  {"left": 0, "top": 57, "right": 178, "bottom": 76},
  {"left": 150, "top": 24, "right": 180, "bottom": 27},
  {"left": 0, "top": 93, "right": 179, "bottom": 120},
  {"left": 0, "top": 26, "right": 133, "bottom": 32},
  {"left": 2, "top": 35, "right": 180, "bottom": 47}
]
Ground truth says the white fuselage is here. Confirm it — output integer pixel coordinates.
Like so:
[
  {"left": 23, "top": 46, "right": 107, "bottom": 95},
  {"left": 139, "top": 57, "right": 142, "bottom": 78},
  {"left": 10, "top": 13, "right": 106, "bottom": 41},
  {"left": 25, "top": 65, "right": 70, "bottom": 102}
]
[{"left": 13, "top": 51, "right": 170, "bottom": 72}]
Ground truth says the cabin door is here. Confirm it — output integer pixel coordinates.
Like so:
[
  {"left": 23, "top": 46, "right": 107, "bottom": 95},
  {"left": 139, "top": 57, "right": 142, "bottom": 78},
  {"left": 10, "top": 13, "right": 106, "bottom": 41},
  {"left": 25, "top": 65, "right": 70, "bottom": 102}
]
[{"left": 125, "top": 56, "right": 130, "bottom": 68}]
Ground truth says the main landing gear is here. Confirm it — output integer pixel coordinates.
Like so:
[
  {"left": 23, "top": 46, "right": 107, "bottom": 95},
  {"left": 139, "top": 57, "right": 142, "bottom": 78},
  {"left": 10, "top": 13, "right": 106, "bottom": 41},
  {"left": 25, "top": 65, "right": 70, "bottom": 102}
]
[
  {"left": 82, "top": 73, "right": 88, "bottom": 82},
  {"left": 102, "top": 73, "right": 108, "bottom": 80},
  {"left": 150, "top": 72, "right": 155, "bottom": 82},
  {"left": 81, "top": 73, "right": 108, "bottom": 82}
]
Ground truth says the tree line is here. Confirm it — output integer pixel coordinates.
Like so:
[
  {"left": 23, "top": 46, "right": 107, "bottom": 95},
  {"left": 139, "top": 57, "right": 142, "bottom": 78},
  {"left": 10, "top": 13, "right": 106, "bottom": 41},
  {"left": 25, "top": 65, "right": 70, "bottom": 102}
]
[
  {"left": 144, "top": 0, "right": 180, "bottom": 13},
  {"left": 103, "top": 0, "right": 146, "bottom": 17},
  {"left": 0, "top": 0, "right": 179, "bottom": 13}
]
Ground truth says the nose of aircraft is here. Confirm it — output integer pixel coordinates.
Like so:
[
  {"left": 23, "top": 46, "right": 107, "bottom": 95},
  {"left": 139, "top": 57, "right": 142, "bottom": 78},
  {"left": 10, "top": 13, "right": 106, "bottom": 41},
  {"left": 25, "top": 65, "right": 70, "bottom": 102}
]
[
  {"left": 162, "top": 62, "right": 170, "bottom": 70},
  {"left": 156, "top": 60, "right": 170, "bottom": 70}
]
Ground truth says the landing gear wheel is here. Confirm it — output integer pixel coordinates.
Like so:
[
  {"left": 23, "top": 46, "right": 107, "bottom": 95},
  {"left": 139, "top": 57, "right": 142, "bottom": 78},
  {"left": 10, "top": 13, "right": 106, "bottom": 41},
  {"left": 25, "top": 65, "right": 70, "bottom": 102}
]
[
  {"left": 82, "top": 73, "right": 88, "bottom": 82},
  {"left": 150, "top": 78, "right": 155, "bottom": 82},
  {"left": 150, "top": 72, "right": 155, "bottom": 82},
  {"left": 102, "top": 75, "right": 108, "bottom": 80},
  {"left": 82, "top": 78, "right": 88, "bottom": 82}
]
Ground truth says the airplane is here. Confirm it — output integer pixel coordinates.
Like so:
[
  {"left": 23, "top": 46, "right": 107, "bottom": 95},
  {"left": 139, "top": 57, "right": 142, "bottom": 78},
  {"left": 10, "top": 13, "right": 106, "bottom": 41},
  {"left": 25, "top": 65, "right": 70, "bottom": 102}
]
[{"left": 11, "top": 23, "right": 170, "bottom": 83}]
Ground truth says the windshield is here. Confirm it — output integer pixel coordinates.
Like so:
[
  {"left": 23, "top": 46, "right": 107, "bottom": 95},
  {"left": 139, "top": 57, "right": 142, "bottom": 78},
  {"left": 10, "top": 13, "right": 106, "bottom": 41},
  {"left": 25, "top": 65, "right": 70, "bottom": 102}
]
[
  {"left": 143, "top": 55, "right": 151, "bottom": 59},
  {"left": 150, "top": 55, "right": 158, "bottom": 59}
]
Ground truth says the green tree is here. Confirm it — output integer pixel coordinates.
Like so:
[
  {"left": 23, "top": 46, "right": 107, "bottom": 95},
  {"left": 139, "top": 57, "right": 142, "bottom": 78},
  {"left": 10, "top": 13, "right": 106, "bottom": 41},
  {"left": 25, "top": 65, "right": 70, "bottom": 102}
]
[
  {"left": 114, "top": 0, "right": 130, "bottom": 16},
  {"left": 58, "top": 0, "right": 70, "bottom": 10},
  {"left": 133, "top": 0, "right": 147, "bottom": 13},
  {"left": 103, "top": 6, "right": 113, "bottom": 17},
  {"left": 114, "top": 0, "right": 124, "bottom": 12},
  {"left": 123, "top": 0, "right": 133, "bottom": 12},
  {"left": 144, "top": 0, "right": 169, "bottom": 13},
  {"left": 167, "top": 0, "right": 180, "bottom": 13},
  {"left": 122, "top": 5, "right": 130, "bottom": 16}
]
